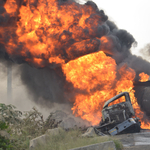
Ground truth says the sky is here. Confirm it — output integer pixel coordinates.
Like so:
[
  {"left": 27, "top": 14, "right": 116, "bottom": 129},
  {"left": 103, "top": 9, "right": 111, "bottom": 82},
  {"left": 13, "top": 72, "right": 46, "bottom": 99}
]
[{"left": 92, "top": 0, "right": 150, "bottom": 55}]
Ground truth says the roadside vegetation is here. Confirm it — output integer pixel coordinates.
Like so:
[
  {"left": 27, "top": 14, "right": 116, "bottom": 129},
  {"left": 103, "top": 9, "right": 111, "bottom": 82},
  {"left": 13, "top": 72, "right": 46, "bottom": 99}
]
[
  {"left": 34, "top": 128, "right": 123, "bottom": 150},
  {"left": 0, "top": 103, "right": 123, "bottom": 150}
]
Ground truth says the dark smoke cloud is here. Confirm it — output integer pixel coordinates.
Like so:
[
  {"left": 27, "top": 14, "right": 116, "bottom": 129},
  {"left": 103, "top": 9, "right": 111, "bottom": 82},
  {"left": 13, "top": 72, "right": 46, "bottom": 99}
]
[
  {"left": 0, "top": 1, "right": 8, "bottom": 62},
  {"left": 19, "top": 64, "right": 70, "bottom": 105},
  {"left": 105, "top": 20, "right": 136, "bottom": 64}
]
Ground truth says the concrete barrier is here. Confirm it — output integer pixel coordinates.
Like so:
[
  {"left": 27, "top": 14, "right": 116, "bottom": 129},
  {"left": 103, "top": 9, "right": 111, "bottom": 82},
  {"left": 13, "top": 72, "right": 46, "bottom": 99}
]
[
  {"left": 81, "top": 127, "right": 97, "bottom": 137},
  {"left": 29, "top": 128, "right": 62, "bottom": 150},
  {"left": 69, "top": 141, "right": 116, "bottom": 150},
  {"left": 29, "top": 134, "right": 48, "bottom": 150}
]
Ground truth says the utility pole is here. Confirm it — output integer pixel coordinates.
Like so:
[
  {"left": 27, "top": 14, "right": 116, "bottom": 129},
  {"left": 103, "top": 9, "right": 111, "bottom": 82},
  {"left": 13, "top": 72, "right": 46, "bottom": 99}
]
[{"left": 7, "top": 61, "right": 12, "bottom": 102}]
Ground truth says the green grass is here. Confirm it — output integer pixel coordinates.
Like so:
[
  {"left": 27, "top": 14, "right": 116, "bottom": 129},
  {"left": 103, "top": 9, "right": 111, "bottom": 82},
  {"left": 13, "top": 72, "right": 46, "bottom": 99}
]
[
  {"left": 34, "top": 128, "right": 123, "bottom": 150},
  {"left": 113, "top": 139, "right": 124, "bottom": 150}
]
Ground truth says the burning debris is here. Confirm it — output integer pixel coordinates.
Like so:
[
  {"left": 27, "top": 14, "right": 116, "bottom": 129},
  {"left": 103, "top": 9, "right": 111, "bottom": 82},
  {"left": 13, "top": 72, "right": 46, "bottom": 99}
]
[
  {"left": 1, "top": 0, "right": 150, "bottom": 131},
  {"left": 94, "top": 92, "right": 141, "bottom": 136}
]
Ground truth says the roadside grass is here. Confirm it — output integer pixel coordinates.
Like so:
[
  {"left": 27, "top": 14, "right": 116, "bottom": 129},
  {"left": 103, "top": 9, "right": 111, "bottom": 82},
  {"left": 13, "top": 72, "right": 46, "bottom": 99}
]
[
  {"left": 34, "top": 128, "right": 123, "bottom": 150},
  {"left": 113, "top": 139, "right": 124, "bottom": 150}
]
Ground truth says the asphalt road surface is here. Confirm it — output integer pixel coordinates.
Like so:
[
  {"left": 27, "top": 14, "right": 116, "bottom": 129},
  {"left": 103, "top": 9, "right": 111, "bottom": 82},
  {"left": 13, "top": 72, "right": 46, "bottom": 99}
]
[{"left": 116, "top": 130, "right": 150, "bottom": 150}]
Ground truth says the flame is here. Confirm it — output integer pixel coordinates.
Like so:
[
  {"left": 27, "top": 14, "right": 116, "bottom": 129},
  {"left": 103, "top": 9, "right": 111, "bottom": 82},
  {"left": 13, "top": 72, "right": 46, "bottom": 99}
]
[
  {"left": 141, "top": 121, "right": 150, "bottom": 129},
  {"left": 4, "top": 0, "right": 107, "bottom": 68},
  {"left": 62, "top": 51, "right": 137, "bottom": 125},
  {"left": 99, "top": 36, "right": 113, "bottom": 55},
  {"left": 63, "top": 51, "right": 150, "bottom": 128},
  {"left": 138, "top": 72, "right": 150, "bottom": 129},
  {"left": 139, "top": 72, "right": 149, "bottom": 82},
  {"left": 4, "top": 0, "right": 18, "bottom": 16}
]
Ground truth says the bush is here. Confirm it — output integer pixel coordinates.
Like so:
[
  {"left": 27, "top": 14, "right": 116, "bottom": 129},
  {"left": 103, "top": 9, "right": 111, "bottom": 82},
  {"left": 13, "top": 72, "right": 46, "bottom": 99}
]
[
  {"left": 0, "top": 122, "right": 12, "bottom": 150},
  {"left": 0, "top": 103, "right": 22, "bottom": 125}
]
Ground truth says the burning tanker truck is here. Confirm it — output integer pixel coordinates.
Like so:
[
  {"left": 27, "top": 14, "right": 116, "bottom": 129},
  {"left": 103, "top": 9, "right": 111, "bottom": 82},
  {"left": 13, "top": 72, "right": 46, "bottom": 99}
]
[{"left": 94, "top": 92, "right": 141, "bottom": 136}]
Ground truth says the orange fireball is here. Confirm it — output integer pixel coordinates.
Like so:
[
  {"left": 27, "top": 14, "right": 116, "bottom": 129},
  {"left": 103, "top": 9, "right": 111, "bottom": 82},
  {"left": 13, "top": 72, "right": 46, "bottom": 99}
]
[
  {"left": 3, "top": 0, "right": 108, "bottom": 68},
  {"left": 63, "top": 51, "right": 138, "bottom": 125},
  {"left": 139, "top": 72, "right": 149, "bottom": 82}
]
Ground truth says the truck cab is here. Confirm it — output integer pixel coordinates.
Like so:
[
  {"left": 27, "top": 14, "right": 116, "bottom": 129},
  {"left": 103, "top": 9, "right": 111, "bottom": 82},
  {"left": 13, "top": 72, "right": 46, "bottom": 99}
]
[{"left": 96, "top": 92, "right": 141, "bottom": 135}]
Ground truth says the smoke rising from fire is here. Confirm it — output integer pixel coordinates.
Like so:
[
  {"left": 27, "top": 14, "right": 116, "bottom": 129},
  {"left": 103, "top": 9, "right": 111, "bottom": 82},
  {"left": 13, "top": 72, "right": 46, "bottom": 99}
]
[{"left": 1, "top": 0, "right": 150, "bottom": 126}]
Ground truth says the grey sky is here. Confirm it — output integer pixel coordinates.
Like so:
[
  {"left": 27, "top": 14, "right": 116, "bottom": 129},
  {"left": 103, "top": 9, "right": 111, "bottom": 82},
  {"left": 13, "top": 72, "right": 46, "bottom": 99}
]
[{"left": 92, "top": 0, "right": 150, "bottom": 55}]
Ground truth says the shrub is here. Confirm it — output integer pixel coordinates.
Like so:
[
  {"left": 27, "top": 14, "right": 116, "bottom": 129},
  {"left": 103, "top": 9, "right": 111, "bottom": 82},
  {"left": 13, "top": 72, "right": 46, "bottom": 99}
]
[
  {"left": 0, "top": 122, "right": 12, "bottom": 150},
  {"left": 0, "top": 103, "right": 22, "bottom": 125}
]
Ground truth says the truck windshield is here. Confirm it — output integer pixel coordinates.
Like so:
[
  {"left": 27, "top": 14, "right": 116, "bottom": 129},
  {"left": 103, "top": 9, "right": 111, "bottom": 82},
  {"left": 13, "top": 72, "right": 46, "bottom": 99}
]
[{"left": 108, "top": 95, "right": 126, "bottom": 107}]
